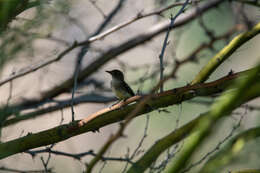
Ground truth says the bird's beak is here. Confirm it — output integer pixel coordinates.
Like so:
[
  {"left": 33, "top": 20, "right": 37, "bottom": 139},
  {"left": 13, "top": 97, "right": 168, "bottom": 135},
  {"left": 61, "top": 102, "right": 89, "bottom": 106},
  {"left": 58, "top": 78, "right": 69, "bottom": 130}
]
[{"left": 106, "top": 70, "right": 111, "bottom": 74}]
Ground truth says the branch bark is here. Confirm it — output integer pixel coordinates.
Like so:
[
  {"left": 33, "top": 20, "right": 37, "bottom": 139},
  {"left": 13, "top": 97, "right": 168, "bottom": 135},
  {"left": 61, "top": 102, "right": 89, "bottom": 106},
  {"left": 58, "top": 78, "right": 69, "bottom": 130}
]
[{"left": 0, "top": 68, "right": 258, "bottom": 160}]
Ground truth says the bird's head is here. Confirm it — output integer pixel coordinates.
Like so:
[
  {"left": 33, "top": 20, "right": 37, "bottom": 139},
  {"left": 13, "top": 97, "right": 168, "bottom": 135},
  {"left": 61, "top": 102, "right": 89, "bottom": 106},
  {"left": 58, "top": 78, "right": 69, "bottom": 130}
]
[{"left": 106, "top": 69, "right": 124, "bottom": 80}]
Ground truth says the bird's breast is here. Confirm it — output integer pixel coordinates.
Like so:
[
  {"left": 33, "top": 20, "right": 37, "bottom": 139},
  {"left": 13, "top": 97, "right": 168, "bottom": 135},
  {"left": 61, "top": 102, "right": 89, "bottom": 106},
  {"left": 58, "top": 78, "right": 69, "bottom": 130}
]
[{"left": 111, "top": 79, "right": 132, "bottom": 99}]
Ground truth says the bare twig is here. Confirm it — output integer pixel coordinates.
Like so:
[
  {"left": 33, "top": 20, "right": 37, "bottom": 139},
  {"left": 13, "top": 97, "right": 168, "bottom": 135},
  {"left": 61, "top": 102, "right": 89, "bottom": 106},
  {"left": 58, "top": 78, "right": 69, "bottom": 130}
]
[
  {"left": 40, "top": 152, "right": 52, "bottom": 173},
  {"left": 150, "top": 142, "right": 183, "bottom": 172},
  {"left": 86, "top": 133, "right": 124, "bottom": 173},
  {"left": 71, "top": 50, "right": 87, "bottom": 122},
  {"left": 130, "top": 114, "right": 150, "bottom": 159},
  {"left": 0, "top": 166, "right": 52, "bottom": 173},
  {"left": 88, "top": 0, "right": 199, "bottom": 42},
  {"left": 122, "top": 114, "right": 150, "bottom": 172},
  {"left": 6, "top": 76, "right": 13, "bottom": 106},
  {"left": 159, "top": 0, "right": 190, "bottom": 92},
  {"left": 148, "top": 105, "right": 182, "bottom": 173},
  {"left": 26, "top": 148, "right": 132, "bottom": 163},
  {"left": 89, "top": 0, "right": 107, "bottom": 18},
  {"left": 181, "top": 113, "right": 244, "bottom": 173}
]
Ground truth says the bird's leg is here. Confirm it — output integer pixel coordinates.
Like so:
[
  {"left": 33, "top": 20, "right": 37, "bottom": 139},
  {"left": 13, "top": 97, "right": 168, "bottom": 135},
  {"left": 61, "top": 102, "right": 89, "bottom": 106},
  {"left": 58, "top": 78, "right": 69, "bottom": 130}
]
[
  {"left": 113, "top": 100, "right": 121, "bottom": 106},
  {"left": 109, "top": 99, "right": 122, "bottom": 109}
]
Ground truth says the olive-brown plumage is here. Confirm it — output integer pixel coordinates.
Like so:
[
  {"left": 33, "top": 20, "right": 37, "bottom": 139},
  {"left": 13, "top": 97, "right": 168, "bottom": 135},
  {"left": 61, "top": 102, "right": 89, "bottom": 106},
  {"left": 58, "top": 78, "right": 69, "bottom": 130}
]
[{"left": 106, "top": 69, "right": 135, "bottom": 100}]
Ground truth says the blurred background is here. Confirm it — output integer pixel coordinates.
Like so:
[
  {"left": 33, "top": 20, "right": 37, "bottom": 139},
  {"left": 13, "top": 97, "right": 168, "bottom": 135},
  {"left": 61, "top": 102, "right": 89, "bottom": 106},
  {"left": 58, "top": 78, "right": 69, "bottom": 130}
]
[{"left": 0, "top": 0, "right": 260, "bottom": 172}]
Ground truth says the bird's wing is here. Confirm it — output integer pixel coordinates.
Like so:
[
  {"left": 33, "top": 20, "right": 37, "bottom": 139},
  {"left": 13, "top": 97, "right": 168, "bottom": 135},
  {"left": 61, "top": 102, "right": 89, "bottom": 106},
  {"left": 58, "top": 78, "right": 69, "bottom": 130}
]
[{"left": 122, "top": 81, "right": 135, "bottom": 96}]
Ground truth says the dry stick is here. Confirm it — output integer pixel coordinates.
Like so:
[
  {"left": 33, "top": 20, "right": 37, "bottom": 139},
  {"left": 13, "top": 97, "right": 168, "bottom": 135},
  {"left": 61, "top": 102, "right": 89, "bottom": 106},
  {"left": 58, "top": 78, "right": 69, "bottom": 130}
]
[
  {"left": 0, "top": 166, "right": 52, "bottom": 173},
  {"left": 159, "top": 0, "right": 190, "bottom": 92},
  {"left": 40, "top": 152, "right": 52, "bottom": 172},
  {"left": 71, "top": 51, "right": 85, "bottom": 122},
  {"left": 89, "top": 0, "right": 107, "bottom": 18},
  {"left": 26, "top": 148, "right": 132, "bottom": 162},
  {"left": 0, "top": 0, "right": 195, "bottom": 88}
]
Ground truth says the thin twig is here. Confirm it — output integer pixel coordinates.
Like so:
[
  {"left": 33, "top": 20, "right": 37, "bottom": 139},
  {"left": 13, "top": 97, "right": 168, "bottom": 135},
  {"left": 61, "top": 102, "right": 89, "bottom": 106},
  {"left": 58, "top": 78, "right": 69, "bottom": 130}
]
[
  {"left": 26, "top": 148, "right": 132, "bottom": 163},
  {"left": 159, "top": 0, "right": 190, "bottom": 92},
  {"left": 122, "top": 114, "right": 150, "bottom": 172},
  {"left": 40, "top": 152, "right": 52, "bottom": 173},
  {"left": 181, "top": 113, "right": 245, "bottom": 173},
  {"left": 0, "top": 166, "right": 52, "bottom": 173},
  {"left": 71, "top": 49, "right": 87, "bottom": 121},
  {"left": 89, "top": 0, "right": 107, "bottom": 18}
]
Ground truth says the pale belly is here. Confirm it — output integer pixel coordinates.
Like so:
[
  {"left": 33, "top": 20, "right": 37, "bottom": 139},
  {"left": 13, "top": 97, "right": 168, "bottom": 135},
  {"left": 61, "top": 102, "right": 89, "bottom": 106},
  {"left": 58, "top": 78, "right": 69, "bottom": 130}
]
[{"left": 112, "top": 86, "right": 131, "bottom": 100}]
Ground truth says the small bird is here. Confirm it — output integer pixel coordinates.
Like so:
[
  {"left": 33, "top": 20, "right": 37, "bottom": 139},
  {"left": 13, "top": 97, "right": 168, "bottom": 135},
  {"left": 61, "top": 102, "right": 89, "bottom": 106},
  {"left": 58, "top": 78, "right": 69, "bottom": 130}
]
[{"left": 106, "top": 69, "right": 135, "bottom": 101}]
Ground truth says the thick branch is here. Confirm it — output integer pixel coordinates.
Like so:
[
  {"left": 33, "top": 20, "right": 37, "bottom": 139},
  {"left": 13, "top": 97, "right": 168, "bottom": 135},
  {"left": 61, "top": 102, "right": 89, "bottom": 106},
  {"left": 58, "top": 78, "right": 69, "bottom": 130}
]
[
  {"left": 2, "top": 94, "right": 116, "bottom": 127},
  {"left": 191, "top": 22, "right": 260, "bottom": 84},
  {"left": 127, "top": 66, "right": 260, "bottom": 173},
  {"left": 165, "top": 65, "right": 260, "bottom": 173},
  {"left": 0, "top": 68, "right": 258, "bottom": 160}
]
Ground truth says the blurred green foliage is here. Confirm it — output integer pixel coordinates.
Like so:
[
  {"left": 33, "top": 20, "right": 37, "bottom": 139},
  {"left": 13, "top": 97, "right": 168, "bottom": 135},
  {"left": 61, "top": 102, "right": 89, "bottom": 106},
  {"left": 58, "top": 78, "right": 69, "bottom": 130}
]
[{"left": 0, "top": 0, "right": 71, "bottom": 71}]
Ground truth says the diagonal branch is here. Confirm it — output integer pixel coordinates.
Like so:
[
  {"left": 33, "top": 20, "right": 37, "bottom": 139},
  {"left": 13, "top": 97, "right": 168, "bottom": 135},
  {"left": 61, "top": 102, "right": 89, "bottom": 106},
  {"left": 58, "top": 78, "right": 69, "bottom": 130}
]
[
  {"left": 165, "top": 65, "right": 260, "bottom": 173},
  {"left": 191, "top": 22, "right": 260, "bottom": 84},
  {"left": 0, "top": 68, "right": 259, "bottom": 160},
  {"left": 127, "top": 66, "right": 260, "bottom": 173}
]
